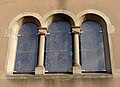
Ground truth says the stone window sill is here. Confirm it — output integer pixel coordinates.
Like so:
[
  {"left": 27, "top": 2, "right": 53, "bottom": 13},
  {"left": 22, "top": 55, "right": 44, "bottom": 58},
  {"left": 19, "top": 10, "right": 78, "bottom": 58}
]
[{"left": 6, "top": 73, "right": 112, "bottom": 79}]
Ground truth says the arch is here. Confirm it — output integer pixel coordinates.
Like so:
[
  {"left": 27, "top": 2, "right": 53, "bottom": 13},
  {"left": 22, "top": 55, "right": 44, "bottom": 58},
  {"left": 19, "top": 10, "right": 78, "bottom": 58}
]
[
  {"left": 78, "top": 9, "right": 115, "bottom": 73},
  {"left": 42, "top": 10, "right": 77, "bottom": 27},
  {"left": 5, "top": 12, "right": 42, "bottom": 75},
  {"left": 77, "top": 9, "right": 115, "bottom": 33},
  {"left": 80, "top": 21, "right": 107, "bottom": 72},
  {"left": 5, "top": 12, "right": 42, "bottom": 37},
  {"left": 44, "top": 10, "right": 75, "bottom": 73},
  {"left": 14, "top": 23, "right": 39, "bottom": 74}
]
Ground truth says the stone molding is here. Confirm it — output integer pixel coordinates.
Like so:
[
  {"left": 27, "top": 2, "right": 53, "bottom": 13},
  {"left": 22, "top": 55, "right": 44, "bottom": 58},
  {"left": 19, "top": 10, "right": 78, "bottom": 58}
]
[{"left": 5, "top": 9, "right": 115, "bottom": 76}]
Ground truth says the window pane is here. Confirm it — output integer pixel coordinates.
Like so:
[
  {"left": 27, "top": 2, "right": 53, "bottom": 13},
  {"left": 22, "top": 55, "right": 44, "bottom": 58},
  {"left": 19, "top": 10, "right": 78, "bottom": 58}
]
[
  {"left": 14, "top": 23, "right": 39, "bottom": 74},
  {"left": 80, "top": 21, "right": 106, "bottom": 72},
  {"left": 45, "top": 21, "right": 73, "bottom": 73}
]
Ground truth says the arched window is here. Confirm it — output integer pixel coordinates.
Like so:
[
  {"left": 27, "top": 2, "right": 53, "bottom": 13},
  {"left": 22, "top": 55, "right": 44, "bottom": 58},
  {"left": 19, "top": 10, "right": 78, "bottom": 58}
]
[
  {"left": 14, "top": 17, "right": 40, "bottom": 74},
  {"left": 44, "top": 14, "right": 74, "bottom": 73},
  {"left": 80, "top": 14, "right": 111, "bottom": 73},
  {"left": 6, "top": 11, "right": 113, "bottom": 76},
  {"left": 80, "top": 21, "right": 106, "bottom": 72},
  {"left": 14, "top": 23, "right": 39, "bottom": 74}
]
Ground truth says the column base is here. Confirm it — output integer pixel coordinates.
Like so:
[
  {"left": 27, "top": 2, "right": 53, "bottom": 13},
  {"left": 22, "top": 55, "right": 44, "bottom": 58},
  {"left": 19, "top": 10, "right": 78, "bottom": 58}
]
[
  {"left": 73, "top": 65, "right": 82, "bottom": 74},
  {"left": 35, "top": 66, "right": 45, "bottom": 75}
]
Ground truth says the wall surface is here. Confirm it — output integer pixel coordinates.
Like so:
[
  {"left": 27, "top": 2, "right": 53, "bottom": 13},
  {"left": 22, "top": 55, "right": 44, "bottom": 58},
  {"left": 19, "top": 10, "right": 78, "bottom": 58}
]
[{"left": 0, "top": 0, "right": 120, "bottom": 87}]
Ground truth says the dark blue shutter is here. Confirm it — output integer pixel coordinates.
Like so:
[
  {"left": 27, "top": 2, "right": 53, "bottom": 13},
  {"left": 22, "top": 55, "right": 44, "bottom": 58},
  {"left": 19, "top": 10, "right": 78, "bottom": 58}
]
[
  {"left": 14, "top": 23, "right": 39, "bottom": 74},
  {"left": 80, "top": 21, "right": 106, "bottom": 72},
  {"left": 45, "top": 21, "right": 73, "bottom": 73}
]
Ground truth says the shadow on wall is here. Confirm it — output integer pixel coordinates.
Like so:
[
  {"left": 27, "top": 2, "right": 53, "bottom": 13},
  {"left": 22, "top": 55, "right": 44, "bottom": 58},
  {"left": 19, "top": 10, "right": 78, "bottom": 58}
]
[{"left": 58, "top": 0, "right": 66, "bottom": 9}]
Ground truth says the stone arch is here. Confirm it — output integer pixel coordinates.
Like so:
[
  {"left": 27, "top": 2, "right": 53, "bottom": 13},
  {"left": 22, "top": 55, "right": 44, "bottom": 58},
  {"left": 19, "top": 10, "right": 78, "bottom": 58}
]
[
  {"left": 77, "top": 9, "right": 115, "bottom": 74},
  {"left": 5, "top": 12, "right": 42, "bottom": 75},
  {"left": 42, "top": 10, "right": 76, "bottom": 73},
  {"left": 77, "top": 9, "right": 115, "bottom": 33},
  {"left": 6, "top": 12, "right": 42, "bottom": 37},
  {"left": 42, "top": 10, "right": 77, "bottom": 27}
]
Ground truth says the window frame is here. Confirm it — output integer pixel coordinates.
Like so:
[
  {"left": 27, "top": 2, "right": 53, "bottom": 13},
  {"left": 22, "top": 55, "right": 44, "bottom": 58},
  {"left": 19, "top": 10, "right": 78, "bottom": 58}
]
[
  {"left": 5, "top": 13, "right": 42, "bottom": 76},
  {"left": 43, "top": 14, "right": 75, "bottom": 74},
  {"left": 5, "top": 10, "right": 114, "bottom": 78},
  {"left": 78, "top": 13, "right": 114, "bottom": 74},
  {"left": 13, "top": 22, "right": 40, "bottom": 74},
  {"left": 80, "top": 20, "right": 110, "bottom": 73},
  {"left": 44, "top": 20, "right": 74, "bottom": 74}
]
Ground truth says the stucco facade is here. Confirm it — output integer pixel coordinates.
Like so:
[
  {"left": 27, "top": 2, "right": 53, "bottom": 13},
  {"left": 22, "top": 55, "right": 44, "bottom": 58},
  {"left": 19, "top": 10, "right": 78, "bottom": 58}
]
[{"left": 0, "top": 0, "right": 120, "bottom": 87}]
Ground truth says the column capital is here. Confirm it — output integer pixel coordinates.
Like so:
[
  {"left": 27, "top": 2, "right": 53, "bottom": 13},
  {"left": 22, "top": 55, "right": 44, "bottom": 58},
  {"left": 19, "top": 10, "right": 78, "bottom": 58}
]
[
  {"left": 71, "top": 26, "right": 80, "bottom": 34},
  {"left": 38, "top": 27, "right": 47, "bottom": 35}
]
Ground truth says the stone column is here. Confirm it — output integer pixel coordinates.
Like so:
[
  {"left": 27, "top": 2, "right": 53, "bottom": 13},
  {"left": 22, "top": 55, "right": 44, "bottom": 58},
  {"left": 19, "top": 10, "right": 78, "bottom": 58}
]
[
  {"left": 35, "top": 27, "right": 47, "bottom": 75},
  {"left": 72, "top": 26, "right": 82, "bottom": 74}
]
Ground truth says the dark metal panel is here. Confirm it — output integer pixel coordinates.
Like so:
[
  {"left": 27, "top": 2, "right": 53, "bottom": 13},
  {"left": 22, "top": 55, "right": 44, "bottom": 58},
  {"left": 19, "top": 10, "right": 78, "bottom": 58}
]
[
  {"left": 45, "top": 21, "right": 73, "bottom": 73},
  {"left": 14, "top": 23, "right": 39, "bottom": 74},
  {"left": 80, "top": 21, "right": 106, "bottom": 72}
]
